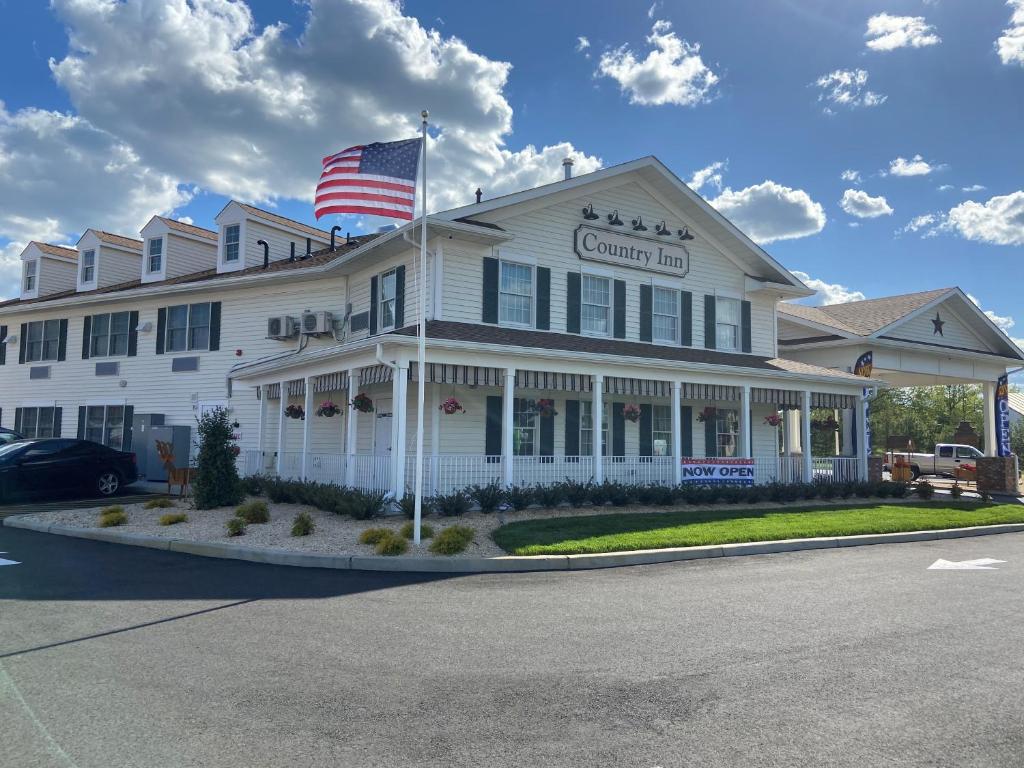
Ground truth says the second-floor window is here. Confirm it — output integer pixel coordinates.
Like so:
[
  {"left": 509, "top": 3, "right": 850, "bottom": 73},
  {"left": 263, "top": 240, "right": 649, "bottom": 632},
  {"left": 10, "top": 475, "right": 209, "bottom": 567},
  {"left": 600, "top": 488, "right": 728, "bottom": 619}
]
[
  {"left": 224, "top": 224, "right": 240, "bottom": 262},
  {"left": 23, "top": 261, "right": 37, "bottom": 292},
  {"left": 653, "top": 287, "right": 679, "bottom": 343},
  {"left": 90, "top": 312, "right": 131, "bottom": 357},
  {"left": 81, "top": 249, "right": 96, "bottom": 284},
  {"left": 166, "top": 303, "right": 211, "bottom": 352},
  {"left": 716, "top": 297, "right": 741, "bottom": 351},
  {"left": 499, "top": 261, "right": 532, "bottom": 326},
  {"left": 26, "top": 319, "right": 61, "bottom": 362},
  {"left": 582, "top": 275, "right": 611, "bottom": 335},
  {"left": 379, "top": 269, "right": 397, "bottom": 331},
  {"left": 147, "top": 238, "right": 163, "bottom": 273}
]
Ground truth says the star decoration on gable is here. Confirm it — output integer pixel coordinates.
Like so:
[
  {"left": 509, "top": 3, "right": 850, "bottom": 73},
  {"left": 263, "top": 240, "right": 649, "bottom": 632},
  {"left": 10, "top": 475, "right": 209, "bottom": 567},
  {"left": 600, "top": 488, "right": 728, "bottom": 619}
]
[{"left": 931, "top": 312, "right": 945, "bottom": 336}]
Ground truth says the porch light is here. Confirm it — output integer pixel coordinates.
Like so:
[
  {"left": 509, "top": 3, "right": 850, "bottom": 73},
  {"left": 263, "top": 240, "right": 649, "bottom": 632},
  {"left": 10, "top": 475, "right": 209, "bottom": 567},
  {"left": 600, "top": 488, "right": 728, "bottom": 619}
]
[
  {"left": 631, "top": 215, "right": 647, "bottom": 231},
  {"left": 606, "top": 209, "right": 623, "bottom": 226},
  {"left": 655, "top": 220, "right": 671, "bottom": 236},
  {"left": 581, "top": 202, "right": 600, "bottom": 220},
  {"left": 678, "top": 227, "right": 695, "bottom": 241}
]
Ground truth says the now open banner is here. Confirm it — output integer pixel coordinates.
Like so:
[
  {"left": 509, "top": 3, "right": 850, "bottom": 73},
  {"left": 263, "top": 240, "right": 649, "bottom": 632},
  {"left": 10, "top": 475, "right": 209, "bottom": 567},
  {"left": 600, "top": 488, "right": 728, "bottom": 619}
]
[{"left": 680, "top": 457, "right": 755, "bottom": 486}]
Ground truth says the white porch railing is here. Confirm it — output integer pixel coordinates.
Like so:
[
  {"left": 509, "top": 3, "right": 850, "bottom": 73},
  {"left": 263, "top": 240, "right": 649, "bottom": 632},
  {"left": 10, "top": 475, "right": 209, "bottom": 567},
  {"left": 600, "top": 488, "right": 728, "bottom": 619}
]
[
  {"left": 604, "top": 456, "right": 675, "bottom": 486},
  {"left": 812, "top": 456, "right": 860, "bottom": 484},
  {"left": 754, "top": 456, "right": 805, "bottom": 485}
]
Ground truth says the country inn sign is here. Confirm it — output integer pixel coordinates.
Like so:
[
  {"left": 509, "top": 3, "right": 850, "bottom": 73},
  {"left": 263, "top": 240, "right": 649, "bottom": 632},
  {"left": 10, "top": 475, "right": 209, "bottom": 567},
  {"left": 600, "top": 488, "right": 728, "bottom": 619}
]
[{"left": 0, "top": 155, "right": 1021, "bottom": 498}]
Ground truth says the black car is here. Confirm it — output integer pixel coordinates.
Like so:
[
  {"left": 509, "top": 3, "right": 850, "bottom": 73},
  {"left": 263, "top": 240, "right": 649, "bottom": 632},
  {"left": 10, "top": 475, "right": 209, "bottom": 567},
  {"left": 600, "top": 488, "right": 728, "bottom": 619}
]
[
  {"left": 0, "top": 439, "right": 138, "bottom": 502},
  {"left": 0, "top": 428, "right": 23, "bottom": 446}
]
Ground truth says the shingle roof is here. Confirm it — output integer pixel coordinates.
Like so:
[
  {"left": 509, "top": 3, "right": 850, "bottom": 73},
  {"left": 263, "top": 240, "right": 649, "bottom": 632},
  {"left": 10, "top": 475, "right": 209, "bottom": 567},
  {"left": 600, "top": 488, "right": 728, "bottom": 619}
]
[
  {"left": 779, "top": 288, "right": 954, "bottom": 336},
  {"left": 237, "top": 203, "right": 332, "bottom": 240},
  {"left": 31, "top": 242, "right": 78, "bottom": 260},
  {"left": 777, "top": 303, "right": 859, "bottom": 335},
  {"left": 158, "top": 217, "right": 217, "bottom": 241},
  {"left": 93, "top": 230, "right": 143, "bottom": 251}
]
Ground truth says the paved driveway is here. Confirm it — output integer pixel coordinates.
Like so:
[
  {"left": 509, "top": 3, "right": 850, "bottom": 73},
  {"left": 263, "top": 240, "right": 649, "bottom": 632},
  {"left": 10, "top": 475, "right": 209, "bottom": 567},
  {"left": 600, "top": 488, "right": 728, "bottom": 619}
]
[{"left": 2, "top": 526, "right": 1023, "bottom": 767}]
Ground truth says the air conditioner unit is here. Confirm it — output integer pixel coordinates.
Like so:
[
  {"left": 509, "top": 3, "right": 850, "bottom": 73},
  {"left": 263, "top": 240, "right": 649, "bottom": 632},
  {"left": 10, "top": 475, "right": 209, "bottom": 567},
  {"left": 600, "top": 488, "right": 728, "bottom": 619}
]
[
  {"left": 301, "top": 310, "right": 334, "bottom": 335},
  {"left": 267, "top": 315, "right": 298, "bottom": 340}
]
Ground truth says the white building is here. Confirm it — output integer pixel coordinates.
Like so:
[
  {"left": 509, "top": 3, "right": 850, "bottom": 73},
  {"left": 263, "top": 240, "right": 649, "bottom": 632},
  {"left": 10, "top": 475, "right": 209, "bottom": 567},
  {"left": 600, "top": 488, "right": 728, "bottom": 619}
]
[{"left": 1, "top": 156, "right": 1020, "bottom": 496}]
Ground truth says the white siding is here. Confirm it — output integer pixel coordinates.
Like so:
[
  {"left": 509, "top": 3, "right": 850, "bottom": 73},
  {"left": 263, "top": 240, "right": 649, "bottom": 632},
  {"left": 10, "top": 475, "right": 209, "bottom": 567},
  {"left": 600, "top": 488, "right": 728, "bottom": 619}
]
[
  {"left": 97, "top": 246, "right": 142, "bottom": 288},
  {"left": 37, "top": 258, "right": 77, "bottom": 296},
  {"left": 892, "top": 302, "right": 993, "bottom": 352},
  {"left": 165, "top": 233, "right": 217, "bottom": 279}
]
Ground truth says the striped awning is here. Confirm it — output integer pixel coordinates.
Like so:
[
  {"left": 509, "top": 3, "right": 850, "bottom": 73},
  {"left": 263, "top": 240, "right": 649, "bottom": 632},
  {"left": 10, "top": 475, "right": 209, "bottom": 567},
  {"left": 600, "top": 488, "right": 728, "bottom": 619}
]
[
  {"left": 680, "top": 383, "right": 740, "bottom": 401},
  {"left": 752, "top": 388, "right": 802, "bottom": 407},
  {"left": 413, "top": 364, "right": 504, "bottom": 387},
  {"left": 812, "top": 392, "right": 856, "bottom": 410}
]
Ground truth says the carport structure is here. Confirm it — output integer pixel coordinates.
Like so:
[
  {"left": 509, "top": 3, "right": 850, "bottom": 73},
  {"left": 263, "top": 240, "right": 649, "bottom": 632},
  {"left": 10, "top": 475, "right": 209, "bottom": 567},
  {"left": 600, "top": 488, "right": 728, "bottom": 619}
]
[{"left": 776, "top": 287, "right": 1024, "bottom": 458}]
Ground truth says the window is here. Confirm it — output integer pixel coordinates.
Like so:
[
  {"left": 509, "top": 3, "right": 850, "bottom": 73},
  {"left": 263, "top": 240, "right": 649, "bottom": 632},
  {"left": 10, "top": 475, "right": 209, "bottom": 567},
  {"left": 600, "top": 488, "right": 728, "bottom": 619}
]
[
  {"left": 80, "top": 249, "right": 96, "bottom": 283},
  {"left": 715, "top": 408, "right": 739, "bottom": 458},
  {"left": 499, "top": 261, "right": 533, "bottom": 326},
  {"left": 652, "top": 405, "right": 672, "bottom": 456},
  {"left": 716, "top": 297, "right": 741, "bottom": 351},
  {"left": 580, "top": 401, "right": 609, "bottom": 457},
  {"left": 166, "top": 303, "right": 211, "bottom": 352},
  {"left": 653, "top": 287, "right": 679, "bottom": 343},
  {"left": 23, "top": 260, "right": 37, "bottom": 292},
  {"left": 25, "top": 320, "right": 61, "bottom": 362},
  {"left": 20, "top": 407, "right": 58, "bottom": 438},
  {"left": 938, "top": 446, "right": 953, "bottom": 458},
  {"left": 89, "top": 312, "right": 131, "bottom": 357},
  {"left": 224, "top": 224, "right": 240, "bottom": 262},
  {"left": 85, "top": 405, "right": 125, "bottom": 449},
  {"left": 379, "top": 269, "right": 397, "bottom": 331},
  {"left": 582, "top": 275, "right": 611, "bottom": 335},
  {"left": 956, "top": 447, "right": 981, "bottom": 459},
  {"left": 147, "top": 238, "right": 163, "bottom": 273},
  {"left": 512, "top": 398, "right": 537, "bottom": 456}
]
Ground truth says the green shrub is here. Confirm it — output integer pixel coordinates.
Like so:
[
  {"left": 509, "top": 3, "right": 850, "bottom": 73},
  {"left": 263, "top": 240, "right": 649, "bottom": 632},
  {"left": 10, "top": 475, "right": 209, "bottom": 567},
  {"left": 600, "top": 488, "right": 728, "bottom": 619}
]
[
  {"left": 533, "top": 482, "right": 566, "bottom": 509},
  {"left": 949, "top": 483, "right": 964, "bottom": 499},
  {"left": 562, "top": 479, "right": 593, "bottom": 508},
  {"left": 603, "top": 481, "right": 633, "bottom": 507},
  {"left": 468, "top": 482, "right": 505, "bottom": 513},
  {"left": 358, "top": 527, "right": 392, "bottom": 545},
  {"left": 504, "top": 484, "right": 534, "bottom": 511},
  {"left": 400, "top": 520, "right": 434, "bottom": 539},
  {"left": 100, "top": 505, "right": 125, "bottom": 515},
  {"left": 587, "top": 481, "right": 612, "bottom": 507},
  {"left": 236, "top": 500, "right": 270, "bottom": 524},
  {"left": 915, "top": 480, "right": 935, "bottom": 500},
  {"left": 241, "top": 475, "right": 265, "bottom": 497},
  {"left": 98, "top": 509, "right": 127, "bottom": 527},
  {"left": 432, "top": 490, "right": 472, "bottom": 517},
  {"left": 158, "top": 512, "right": 188, "bottom": 526},
  {"left": 853, "top": 481, "right": 874, "bottom": 499},
  {"left": 376, "top": 533, "right": 408, "bottom": 556},
  {"left": 144, "top": 497, "right": 175, "bottom": 510},
  {"left": 398, "top": 493, "right": 417, "bottom": 519},
  {"left": 348, "top": 490, "right": 386, "bottom": 520},
  {"left": 718, "top": 485, "right": 745, "bottom": 505},
  {"left": 194, "top": 407, "right": 244, "bottom": 510},
  {"left": 291, "top": 511, "right": 315, "bottom": 537},
  {"left": 429, "top": 525, "right": 475, "bottom": 555},
  {"left": 226, "top": 517, "right": 246, "bottom": 536}
]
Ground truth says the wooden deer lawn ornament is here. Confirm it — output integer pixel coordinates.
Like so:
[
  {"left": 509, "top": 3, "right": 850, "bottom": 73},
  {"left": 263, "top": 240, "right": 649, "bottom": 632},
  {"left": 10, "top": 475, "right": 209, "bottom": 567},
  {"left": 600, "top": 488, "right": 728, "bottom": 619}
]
[{"left": 155, "top": 439, "right": 195, "bottom": 497}]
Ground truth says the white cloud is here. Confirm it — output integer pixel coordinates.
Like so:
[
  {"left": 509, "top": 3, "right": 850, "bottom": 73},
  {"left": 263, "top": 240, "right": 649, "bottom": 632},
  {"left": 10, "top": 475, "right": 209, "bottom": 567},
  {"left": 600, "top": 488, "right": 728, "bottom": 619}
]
[
  {"left": 962, "top": 184, "right": 986, "bottom": 192},
  {"left": 997, "top": 0, "right": 1024, "bottom": 65},
  {"left": 709, "top": 181, "right": 826, "bottom": 244},
  {"left": 596, "top": 20, "right": 718, "bottom": 106},
  {"left": 968, "top": 293, "right": 1016, "bottom": 335},
  {"left": 814, "top": 69, "right": 886, "bottom": 112},
  {"left": 840, "top": 169, "right": 861, "bottom": 183},
  {"left": 688, "top": 160, "right": 726, "bottom": 193},
  {"left": 888, "top": 154, "right": 935, "bottom": 176},
  {"left": 938, "top": 184, "right": 954, "bottom": 191},
  {"left": 944, "top": 191, "right": 1024, "bottom": 246},
  {"left": 177, "top": 216, "right": 194, "bottom": 225},
  {"left": 576, "top": 36, "right": 590, "bottom": 52},
  {"left": 899, "top": 213, "right": 939, "bottom": 236},
  {"left": 839, "top": 189, "right": 893, "bottom": 218},
  {"left": 865, "top": 13, "right": 941, "bottom": 51},
  {"left": 647, "top": 1, "right": 662, "bottom": 19},
  {"left": 791, "top": 270, "right": 866, "bottom": 305}
]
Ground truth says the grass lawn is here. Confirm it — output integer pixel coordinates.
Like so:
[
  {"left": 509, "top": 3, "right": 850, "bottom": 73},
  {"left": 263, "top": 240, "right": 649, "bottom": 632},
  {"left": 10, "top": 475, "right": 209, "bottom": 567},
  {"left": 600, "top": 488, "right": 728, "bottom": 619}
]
[{"left": 491, "top": 502, "right": 1024, "bottom": 556}]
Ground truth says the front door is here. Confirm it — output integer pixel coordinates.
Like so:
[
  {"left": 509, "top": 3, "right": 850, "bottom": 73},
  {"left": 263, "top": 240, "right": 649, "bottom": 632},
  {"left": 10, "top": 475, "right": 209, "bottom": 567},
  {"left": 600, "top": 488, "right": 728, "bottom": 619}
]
[{"left": 373, "top": 399, "right": 393, "bottom": 456}]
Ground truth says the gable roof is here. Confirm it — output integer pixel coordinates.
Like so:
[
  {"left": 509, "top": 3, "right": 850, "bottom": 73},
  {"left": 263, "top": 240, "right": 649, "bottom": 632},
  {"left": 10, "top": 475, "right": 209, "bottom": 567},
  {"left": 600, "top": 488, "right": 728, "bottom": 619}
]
[
  {"left": 85, "top": 230, "right": 143, "bottom": 251},
  {"left": 234, "top": 203, "right": 332, "bottom": 240},
  {"left": 29, "top": 242, "right": 78, "bottom": 260},
  {"left": 157, "top": 216, "right": 218, "bottom": 241}
]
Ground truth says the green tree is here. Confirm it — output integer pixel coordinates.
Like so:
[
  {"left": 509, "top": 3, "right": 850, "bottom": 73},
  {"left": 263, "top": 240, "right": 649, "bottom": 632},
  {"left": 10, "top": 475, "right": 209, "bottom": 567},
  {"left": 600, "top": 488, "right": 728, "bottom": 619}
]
[
  {"left": 193, "top": 407, "right": 244, "bottom": 510},
  {"left": 1011, "top": 419, "right": 1024, "bottom": 459}
]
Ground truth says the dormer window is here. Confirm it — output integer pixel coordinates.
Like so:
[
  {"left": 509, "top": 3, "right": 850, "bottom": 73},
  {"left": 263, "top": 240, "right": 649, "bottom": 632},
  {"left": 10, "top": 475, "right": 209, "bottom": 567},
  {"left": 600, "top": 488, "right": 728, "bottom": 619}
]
[
  {"left": 23, "top": 261, "right": 37, "bottom": 292},
  {"left": 224, "top": 225, "right": 240, "bottom": 262},
  {"left": 147, "top": 237, "right": 163, "bottom": 274},
  {"left": 81, "top": 249, "right": 96, "bottom": 284}
]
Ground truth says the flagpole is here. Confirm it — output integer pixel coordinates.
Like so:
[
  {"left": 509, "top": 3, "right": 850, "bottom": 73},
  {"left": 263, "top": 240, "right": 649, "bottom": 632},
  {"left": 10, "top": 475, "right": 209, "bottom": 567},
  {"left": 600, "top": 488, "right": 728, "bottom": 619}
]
[{"left": 413, "top": 110, "right": 429, "bottom": 545}]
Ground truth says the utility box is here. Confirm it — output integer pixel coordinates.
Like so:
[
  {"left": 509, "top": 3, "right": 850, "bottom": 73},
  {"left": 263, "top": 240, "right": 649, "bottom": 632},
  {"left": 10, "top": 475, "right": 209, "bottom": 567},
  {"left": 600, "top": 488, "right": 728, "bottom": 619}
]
[
  {"left": 131, "top": 413, "right": 166, "bottom": 479},
  {"left": 146, "top": 425, "right": 192, "bottom": 482}
]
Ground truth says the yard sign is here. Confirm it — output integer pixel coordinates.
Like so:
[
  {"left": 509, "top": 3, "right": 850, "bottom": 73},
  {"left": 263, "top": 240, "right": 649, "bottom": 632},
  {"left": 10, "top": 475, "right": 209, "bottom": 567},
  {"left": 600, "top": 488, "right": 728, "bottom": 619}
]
[{"left": 680, "top": 457, "right": 755, "bottom": 486}]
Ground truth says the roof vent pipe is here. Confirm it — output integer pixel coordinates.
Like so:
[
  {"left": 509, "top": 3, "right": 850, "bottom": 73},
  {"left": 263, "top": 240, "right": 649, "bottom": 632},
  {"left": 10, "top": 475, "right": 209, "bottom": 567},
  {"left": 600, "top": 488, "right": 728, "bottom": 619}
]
[
  {"left": 305, "top": 237, "right": 311, "bottom": 259},
  {"left": 330, "top": 225, "right": 341, "bottom": 251},
  {"left": 257, "top": 239, "right": 269, "bottom": 269},
  {"left": 475, "top": 188, "right": 482, "bottom": 204},
  {"left": 346, "top": 231, "right": 352, "bottom": 245},
  {"left": 289, "top": 242, "right": 296, "bottom": 262},
  {"left": 562, "top": 157, "right": 574, "bottom": 180}
]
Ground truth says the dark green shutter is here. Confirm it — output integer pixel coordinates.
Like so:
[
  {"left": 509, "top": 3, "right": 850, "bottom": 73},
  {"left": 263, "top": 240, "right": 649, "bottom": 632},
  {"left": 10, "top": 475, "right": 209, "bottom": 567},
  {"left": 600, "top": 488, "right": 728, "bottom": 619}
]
[
  {"left": 0, "top": 325, "right": 6, "bottom": 365},
  {"left": 485, "top": 395, "right": 502, "bottom": 456},
  {"left": 209, "top": 302, "right": 222, "bottom": 351},
  {"left": 14, "top": 408, "right": 23, "bottom": 435},
  {"left": 369, "top": 276, "right": 379, "bottom": 335},
  {"left": 613, "top": 280, "right": 626, "bottom": 339},
  {"left": 155, "top": 308, "right": 166, "bottom": 354},
  {"left": 122, "top": 406, "right": 134, "bottom": 451},
  {"left": 681, "top": 292, "right": 692, "bottom": 346},
  {"left": 482, "top": 257, "right": 499, "bottom": 324},
  {"left": 18, "top": 322, "right": 27, "bottom": 364},
  {"left": 566, "top": 272, "right": 581, "bottom": 334},
  {"left": 52, "top": 407, "right": 62, "bottom": 438},
  {"left": 705, "top": 418, "right": 718, "bottom": 458},
  {"left": 741, "top": 300, "right": 752, "bottom": 353},
  {"left": 394, "top": 266, "right": 406, "bottom": 328},
  {"left": 704, "top": 295, "right": 716, "bottom": 349},
  {"left": 536, "top": 267, "right": 550, "bottom": 330},
  {"left": 77, "top": 406, "right": 86, "bottom": 439},
  {"left": 612, "top": 402, "right": 625, "bottom": 457},
  {"left": 82, "top": 315, "right": 92, "bottom": 359},
  {"left": 639, "top": 284, "right": 652, "bottom": 342},
  {"left": 564, "top": 399, "right": 580, "bottom": 456},
  {"left": 127, "top": 311, "right": 139, "bottom": 357},
  {"left": 681, "top": 405, "right": 693, "bottom": 457},
  {"left": 639, "top": 404, "right": 653, "bottom": 456},
  {"left": 57, "top": 319, "right": 68, "bottom": 361},
  {"left": 539, "top": 405, "right": 554, "bottom": 457}
]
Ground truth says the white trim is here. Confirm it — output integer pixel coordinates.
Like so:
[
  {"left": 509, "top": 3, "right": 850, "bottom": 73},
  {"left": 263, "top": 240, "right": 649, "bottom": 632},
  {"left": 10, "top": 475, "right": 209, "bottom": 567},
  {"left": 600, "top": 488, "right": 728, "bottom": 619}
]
[
  {"left": 20, "top": 400, "right": 57, "bottom": 408},
  {"left": 77, "top": 247, "right": 98, "bottom": 292},
  {"left": 218, "top": 221, "right": 246, "bottom": 274},
  {"left": 143, "top": 236, "right": 166, "bottom": 283},
  {"left": 496, "top": 257, "right": 537, "bottom": 330},
  {"left": 579, "top": 271, "right": 614, "bottom": 338},
  {"left": 21, "top": 259, "right": 39, "bottom": 300},
  {"left": 377, "top": 267, "right": 398, "bottom": 333},
  {"left": 84, "top": 398, "right": 128, "bottom": 406},
  {"left": 493, "top": 247, "right": 536, "bottom": 265}
]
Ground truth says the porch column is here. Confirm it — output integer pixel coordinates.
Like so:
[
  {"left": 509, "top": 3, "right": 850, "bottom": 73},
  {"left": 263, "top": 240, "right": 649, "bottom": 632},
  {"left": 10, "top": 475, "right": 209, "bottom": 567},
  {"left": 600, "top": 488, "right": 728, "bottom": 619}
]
[
  {"left": 983, "top": 381, "right": 998, "bottom": 456},
  {"left": 593, "top": 374, "right": 604, "bottom": 483},
  {"left": 671, "top": 381, "right": 682, "bottom": 485},
  {"left": 782, "top": 407, "right": 793, "bottom": 455},
  {"left": 301, "top": 376, "right": 313, "bottom": 481},
  {"left": 430, "top": 382, "right": 441, "bottom": 494},
  {"left": 502, "top": 368, "right": 515, "bottom": 487},
  {"left": 275, "top": 380, "right": 287, "bottom": 475},
  {"left": 739, "top": 384, "right": 752, "bottom": 458},
  {"left": 801, "top": 390, "right": 813, "bottom": 481},
  {"left": 841, "top": 408, "right": 855, "bottom": 456},
  {"left": 257, "top": 385, "right": 269, "bottom": 471},
  {"left": 344, "top": 367, "right": 359, "bottom": 485},
  {"left": 786, "top": 409, "right": 802, "bottom": 455},
  {"left": 857, "top": 392, "right": 869, "bottom": 480},
  {"left": 391, "top": 363, "right": 409, "bottom": 499},
  {"left": 833, "top": 409, "right": 841, "bottom": 455}
]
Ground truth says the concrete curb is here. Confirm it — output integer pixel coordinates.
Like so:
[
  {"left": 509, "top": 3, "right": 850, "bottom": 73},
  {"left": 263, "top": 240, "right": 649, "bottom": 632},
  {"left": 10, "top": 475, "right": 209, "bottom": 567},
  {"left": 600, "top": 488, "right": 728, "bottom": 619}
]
[{"left": 7, "top": 514, "right": 1024, "bottom": 572}]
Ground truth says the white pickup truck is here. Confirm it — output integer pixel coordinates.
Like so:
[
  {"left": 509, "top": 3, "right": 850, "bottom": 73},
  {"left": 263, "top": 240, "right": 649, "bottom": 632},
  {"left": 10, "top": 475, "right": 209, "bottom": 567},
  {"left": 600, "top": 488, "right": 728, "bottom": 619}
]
[{"left": 884, "top": 443, "right": 984, "bottom": 480}]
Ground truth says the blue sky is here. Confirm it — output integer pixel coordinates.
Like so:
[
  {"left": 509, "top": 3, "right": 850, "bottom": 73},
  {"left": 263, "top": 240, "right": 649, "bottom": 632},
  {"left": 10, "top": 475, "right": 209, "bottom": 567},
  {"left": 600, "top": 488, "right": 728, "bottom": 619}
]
[{"left": 0, "top": 0, "right": 1021, "bottom": 343}]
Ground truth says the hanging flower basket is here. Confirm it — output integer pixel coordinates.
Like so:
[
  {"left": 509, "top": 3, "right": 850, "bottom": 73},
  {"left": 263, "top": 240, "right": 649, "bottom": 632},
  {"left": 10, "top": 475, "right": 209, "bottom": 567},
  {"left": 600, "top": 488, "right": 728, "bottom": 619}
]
[
  {"left": 811, "top": 416, "right": 840, "bottom": 432},
  {"left": 696, "top": 406, "right": 717, "bottom": 423},
  {"left": 350, "top": 393, "right": 374, "bottom": 413},
  {"left": 316, "top": 400, "right": 341, "bottom": 418},
  {"left": 439, "top": 396, "right": 465, "bottom": 415},
  {"left": 622, "top": 403, "right": 641, "bottom": 423},
  {"left": 763, "top": 413, "right": 782, "bottom": 427},
  {"left": 284, "top": 404, "right": 305, "bottom": 420},
  {"left": 530, "top": 398, "right": 558, "bottom": 419}
]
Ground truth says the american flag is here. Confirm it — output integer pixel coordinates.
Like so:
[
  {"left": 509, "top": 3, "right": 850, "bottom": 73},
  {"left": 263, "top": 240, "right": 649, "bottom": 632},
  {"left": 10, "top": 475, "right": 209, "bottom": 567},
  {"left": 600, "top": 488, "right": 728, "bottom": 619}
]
[{"left": 314, "top": 138, "right": 422, "bottom": 221}]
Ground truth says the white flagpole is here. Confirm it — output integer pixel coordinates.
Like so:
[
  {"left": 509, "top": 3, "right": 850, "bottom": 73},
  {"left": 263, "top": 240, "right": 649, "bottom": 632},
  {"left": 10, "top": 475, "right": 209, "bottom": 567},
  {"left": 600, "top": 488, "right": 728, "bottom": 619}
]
[{"left": 413, "top": 110, "right": 429, "bottom": 545}]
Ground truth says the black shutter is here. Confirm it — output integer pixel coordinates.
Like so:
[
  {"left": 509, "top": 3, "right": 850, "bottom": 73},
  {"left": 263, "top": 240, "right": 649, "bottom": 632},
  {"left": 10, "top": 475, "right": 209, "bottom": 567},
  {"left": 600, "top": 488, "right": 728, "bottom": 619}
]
[
  {"left": 613, "top": 280, "right": 626, "bottom": 339},
  {"left": 639, "top": 284, "right": 653, "bottom": 342},
  {"left": 566, "top": 272, "right": 581, "bottom": 334},
  {"left": 681, "top": 291, "right": 693, "bottom": 346},
  {"left": 705, "top": 418, "right": 717, "bottom": 458},
  {"left": 564, "top": 399, "right": 580, "bottom": 456},
  {"left": 394, "top": 265, "right": 406, "bottom": 328},
  {"left": 82, "top": 315, "right": 92, "bottom": 360},
  {"left": 122, "top": 405, "right": 134, "bottom": 451},
  {"left": 18, "top": 322, "right": 27, "bottom": 364},
  {"left": 485, "top": 395, "right": 502, "bottom": 456},
  {"left": 612, "top": 401, "right": 625, "bottom": 457},
  {"left": 0, "top": 325, "right": 6, "bottom": 365},
  {"left": 77, "top": 406, "right": 87, "bottom": 439},
  {"left": 369, "top": 276, "right": 379, "bottom": 335},
  {"left": 155, "top": 308, "right": 166, "bottom": 354},
  {"left": 704, "top": 295, "right": 716, "bottom": 349},
  {"left": 681, "top": 405, "right": 693, "bottom": 457},
  {"left": 127, "top": 311, "right": 139, "bottom": 357},
  {"left": 57, "top": 319, "right": 68, "bottom": 362},
  {"left": 15, "top": 408, "right": 23, "bottom": 435},
  {"left": 741, "top": 299, "right": 752, "bottom": 353},
  {"left": 539, "top": 405, "right": 554, "bottom": 457},
  {"left": 482, "top": 257, "right": 499, "bottom": 324},
  {"left": 536, "top": 267, "right": 550, "bottom": 330},
  {"left": 639, "top": 404, "right": 653, "bottom": 456},
  {"left": 52, "top": 407, "right": 62, "bottom": 438},
  {"left": 209, "top": 302, "right": 222, "bottom": 351}
]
